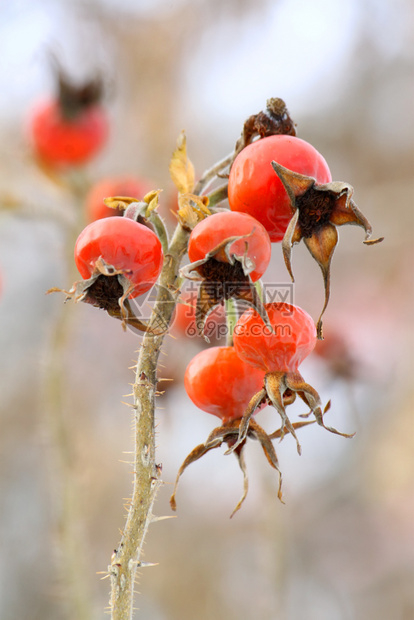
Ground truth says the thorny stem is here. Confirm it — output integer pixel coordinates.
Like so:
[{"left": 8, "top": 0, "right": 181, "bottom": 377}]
[
  {"left": 109, "top": 224, "right": 188, "bottom": 619},
  {"left": 109, "top": 156, "right": 231, "bottom": 619}
]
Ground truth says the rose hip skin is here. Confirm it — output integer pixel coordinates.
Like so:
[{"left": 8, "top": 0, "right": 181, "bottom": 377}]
[
  {"left": 74, "top": 217, "right": 163, "bottom": 298},
  {"left": 171, "top": 291, "right": 225, "bottom": 338},
  {"left": 172, "top": 345, "right": 284, "bottom": 516},
  {"left": 230, "top": 302, "right": 352, "bottom": 455},
  {"left": 233, "top": 302, "right": 317, "bottom": 373},
  {"left": 228, "top": 135, "right": 331, "bottom": 242},
  {"left": 188, "top": 211, "right": 271, "bottom": 282},
  {"left": 184, "top": 346, "right": 266, "bottom": 423}
]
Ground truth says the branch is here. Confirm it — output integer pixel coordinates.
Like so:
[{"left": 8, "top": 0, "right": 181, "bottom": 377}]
[
  {"left": 109, "top": 152, "right": 232, "bottom": 618},
  {"left": 193, "top": 152, "right": 233, "bottom": 195},
  {"left": 109, "top": 224, "right": 189, "bottom": 618}
]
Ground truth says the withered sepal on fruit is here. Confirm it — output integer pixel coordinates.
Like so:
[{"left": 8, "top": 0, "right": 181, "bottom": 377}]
[
  {"left": 181, "top": 232, "right": 271, "bottom": 341},
  {"left": 47, "top": 257, "right": 166, "bottom": 334},
  {"left": 226, "top": 371, "right": 353, "bottom": 459},
  {"left": 233, "top": 97, "right": 296, "bottom": 160},
  {"left": 271, "top": 161, "right": 384, "bottom": 338}
]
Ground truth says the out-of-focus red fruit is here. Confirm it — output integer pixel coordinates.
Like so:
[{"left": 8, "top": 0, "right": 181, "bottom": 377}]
[
  {"left": 314, "top": 328, "right": 360, "bottom": 380},
  {"left": 29, "top": 98, "right": 109, "bottom": 167},
  {"left": 85, "top": 176, "right": 152, "bottom": 222}
]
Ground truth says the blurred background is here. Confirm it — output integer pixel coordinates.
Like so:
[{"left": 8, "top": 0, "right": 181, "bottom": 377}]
[{"left": 0, "top": 0, "right": 413, "bottom": 618}]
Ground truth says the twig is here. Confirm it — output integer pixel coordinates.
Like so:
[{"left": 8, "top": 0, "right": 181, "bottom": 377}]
[
  {"left": 109, "top": 224, "right": 189, "bottom": 618},
  {"left": 194, "top": 152, "right": 233, "bottom": 195},
  {"left": 109, "top": 154, "right": 232, "bottom": 618}
]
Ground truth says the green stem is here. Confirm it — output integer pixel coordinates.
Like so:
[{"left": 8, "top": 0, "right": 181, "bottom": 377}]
[
  {"left": 254, "top": 279, "right": 265, "bottom": 302},
  {"left": 148, "top": 211, "right": 169, "bottom": 255},
  {"left": 225, "top": 298, "right": 238, "bottom": 347},
  {"left": 207, "top": 183, "right": 229, "bottom": 209}
]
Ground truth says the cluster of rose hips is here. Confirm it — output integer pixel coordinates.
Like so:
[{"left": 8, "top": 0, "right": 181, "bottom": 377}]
[{"left": 49, "top": 96, "right": 382, "bottom": 516}]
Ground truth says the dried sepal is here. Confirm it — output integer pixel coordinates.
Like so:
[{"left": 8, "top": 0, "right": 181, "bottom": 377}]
[
  {"left": 229, "top": 445, "right": 249, "bottom": 518},
  {"left": 181, "top": 233, "right": 272, "bottom": 339},
  {"left": 247, "top": 419, "right": 283, "bottom": 503},
  {"left": 223, "top": 388, "right": 267, "bottom": 456},
  {"left": 271, "top": 161, "right": 383, "bottom": 338},
  {"left": 170, "top": 416, "right": 289, "bottom": 517},
  {"left": 47, "top": 257, "right": 165, "bottom": 334},
  {"left": 234, "top": 97, "right": 296, "bottom": 159},
  {"left": 265, "top": 372, "right": 302, "bottom": 454},
  {"left": 194, "top": 281, "right": 219, "bottom": 338},
  {"left": 169, "top": 433, "right": 224, "bottom": 511},
  {"left": 281, "top": 207, "right": 300, "bottom": 282},
  {"left": 226, "top": 374, "right": 302, "bottom": 456},
  {"left": 268, "top": 417, "right": 317, "bottom": 439},
  {"left": 303, "top": 224, "right": 338, "bottom": 339},
  {"left": 181, "top": 232, "right": 254, "bottom": 280},
  {"left": 170, "top": 421, "right": 241, "bottom": 512},
  {"left": 286, "top": 373, "right": 355, "bottom": 438},
  {"left": 227, "top": 369, "right": 354, "bottom": 458},
  {"left": 50, "top": 53, "right": 104, "bottom": 118}
]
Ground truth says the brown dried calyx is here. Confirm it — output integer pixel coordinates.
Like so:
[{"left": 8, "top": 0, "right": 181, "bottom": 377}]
[
  {"left": 234, "top": 97, "right": 296, "bottom": 158},
  {"left": 47, "top": 257, "right": 165, "bottom": 335},
  {"left": 225, "top": 372, "right": 352, "bottom": 461},
  {"left": 50, "top": 55, "right": 104, "bottom": 119},
  {"left": 180, "top": 234, "right": 271, "bottom": 341},
  {"left": 58, "top": 73, "right": 104, "bottom": 119},
  {"left": 271, "top": 161, "right": 384, "bottom": 339},
  {"left": 170, "top": 416, "right": 316, "bottom": 518},
  {"left": 170, "top": 369, "right": 353, "bottom": 516}
]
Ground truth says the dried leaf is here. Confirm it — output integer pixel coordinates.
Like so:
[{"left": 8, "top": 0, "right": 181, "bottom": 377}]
[
  {"left": 177, "top": 194, "right": 210, "bottom": 230},
  {"left": 142, "top": 189, "right": 163, "bottom": 215},
  {"left": 103, "top": 196, "right": 140, "bottom": 211},
  {"left": 169, "top": 131, "right": 195, "bottom": 194},
  {"left": 177, "top": 201, "right": 200, "bottom": 230}
]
